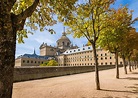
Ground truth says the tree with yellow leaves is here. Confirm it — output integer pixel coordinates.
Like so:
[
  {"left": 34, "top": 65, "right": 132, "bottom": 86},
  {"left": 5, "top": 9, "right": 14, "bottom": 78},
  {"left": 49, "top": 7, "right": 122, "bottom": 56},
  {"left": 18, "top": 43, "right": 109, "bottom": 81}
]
[
  {"left": 98, "top": 6, "right": 137, "bottom": 78},
  {"left": 0, "top": 0, "right": 77, "bottom": 97},
  {"left": 63, "top": 0, "right": 115, "bottom": 90},
  {"left": 119, "top": 28, "right": 138, "bottom": 73}
]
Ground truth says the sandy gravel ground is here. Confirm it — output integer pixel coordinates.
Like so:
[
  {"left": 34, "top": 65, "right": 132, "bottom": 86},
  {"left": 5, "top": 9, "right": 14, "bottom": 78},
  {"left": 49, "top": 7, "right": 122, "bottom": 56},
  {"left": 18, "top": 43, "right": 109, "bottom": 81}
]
[{"left": 12, "top": 67, "right": 138, "bottom": 98}]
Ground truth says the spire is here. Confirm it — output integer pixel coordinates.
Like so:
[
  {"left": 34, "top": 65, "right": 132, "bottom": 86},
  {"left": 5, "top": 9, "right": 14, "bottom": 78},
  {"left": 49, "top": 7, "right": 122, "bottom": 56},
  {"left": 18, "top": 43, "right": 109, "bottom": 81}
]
[
  {"left": 33, "top": 48, "right": 36, "bottom": 54},
  {"left": 62, "top": 27, "right": 66, "bottom": 36},
  {"left": 64, "top": 27, "right": 65, "bottom": 32}
]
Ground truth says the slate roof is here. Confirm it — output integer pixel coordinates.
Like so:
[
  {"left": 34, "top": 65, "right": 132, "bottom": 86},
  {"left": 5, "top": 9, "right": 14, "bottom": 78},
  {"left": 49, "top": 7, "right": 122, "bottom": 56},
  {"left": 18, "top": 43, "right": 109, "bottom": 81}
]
[
  {"left": 16, "top": 51, "right": 54, "bottom": 60},
  {"left": 63, "top": 46, "right": 93, "bottom": 55}
]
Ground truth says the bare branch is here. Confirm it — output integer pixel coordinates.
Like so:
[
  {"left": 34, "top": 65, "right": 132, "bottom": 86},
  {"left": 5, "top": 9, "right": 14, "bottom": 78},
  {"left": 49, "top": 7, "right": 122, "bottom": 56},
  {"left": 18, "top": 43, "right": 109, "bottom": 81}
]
[{"left": 131, "top": 17, "right": 138, "bottom": 24}]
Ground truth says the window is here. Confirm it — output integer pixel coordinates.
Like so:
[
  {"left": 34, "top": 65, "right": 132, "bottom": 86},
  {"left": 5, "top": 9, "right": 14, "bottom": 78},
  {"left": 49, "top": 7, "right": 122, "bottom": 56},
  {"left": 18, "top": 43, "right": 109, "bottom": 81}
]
[
  {"left": 31, "top": 61, "right": 33, "bottom": 63},
  {"left": 67, "top": 42, "right": 70, "bottom": 46},
  {"left": 101, "top": 63, "right": 103, "bottom": 65},
  {"left": 27, "top": 60, "right": 29, "bottom": 63},
  {"left": 23, "top": 60, "right": 25, "bottom": 63},
  {"left": 105, "top": 57, "right": 107, "bottom": 59},
  {"left": 88, "top": 47, "right": 90, "bottom": 49},
  {"left": 78, "top": 49, "right": 80, "bottom": 51},
  {"left": 120, "top": 62, "right": 122, "bottom": 64},
  {"left": 101, "top": 57, "right": 103, "bottom": 60},
  {"left": 62, "top": 42, "right": 64, "bottom": 45},
  {"left": 74, "top": 50, "right": 76, "bottom": 52},
  {"left": 110, "top": 62, "right": 112, "bottom": 65},
  {"left": 105, "top": 53, "right": 107, "bottom": 56},
  {"left": 83, "top": 48, "right": 85, "bottom": 50},
  {"left": 110, "top": 57, "right": 112, "bottom": 59},
  {"left": 35, "top": 61, "right": 36, "bottom": 63},
  {"left": 105, "top": 62, "right": 107, "bottom": 65}
]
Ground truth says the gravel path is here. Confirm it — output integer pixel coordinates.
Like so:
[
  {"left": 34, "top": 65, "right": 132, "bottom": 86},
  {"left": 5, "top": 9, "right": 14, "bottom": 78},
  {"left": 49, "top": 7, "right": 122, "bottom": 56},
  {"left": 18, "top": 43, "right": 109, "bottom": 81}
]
[{"left": 12, "top": 67, "right": 138, "bottom": 98}]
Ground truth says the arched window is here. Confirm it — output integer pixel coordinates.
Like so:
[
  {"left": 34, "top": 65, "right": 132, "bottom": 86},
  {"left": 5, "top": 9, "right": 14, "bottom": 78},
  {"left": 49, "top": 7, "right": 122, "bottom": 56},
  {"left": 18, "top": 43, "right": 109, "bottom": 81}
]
[
  {"left": 62, "top": 42, "right": 64, "bottom": 45},
  {"left": 67, "top": 42, "right": 70, "bottom": 46}
]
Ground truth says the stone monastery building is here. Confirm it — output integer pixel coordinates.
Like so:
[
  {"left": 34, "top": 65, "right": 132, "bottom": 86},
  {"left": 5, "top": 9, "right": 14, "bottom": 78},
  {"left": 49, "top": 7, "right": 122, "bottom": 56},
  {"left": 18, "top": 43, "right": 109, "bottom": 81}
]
[{"left": 15, "top": 31, "right": 123, "bottom": 66}]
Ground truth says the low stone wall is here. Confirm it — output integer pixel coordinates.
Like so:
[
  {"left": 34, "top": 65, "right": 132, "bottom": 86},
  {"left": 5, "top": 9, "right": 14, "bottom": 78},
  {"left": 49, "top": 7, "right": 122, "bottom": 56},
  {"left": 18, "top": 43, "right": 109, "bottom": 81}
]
[{"left": 14, "top": 65, "right": 122, "bottom": 82}]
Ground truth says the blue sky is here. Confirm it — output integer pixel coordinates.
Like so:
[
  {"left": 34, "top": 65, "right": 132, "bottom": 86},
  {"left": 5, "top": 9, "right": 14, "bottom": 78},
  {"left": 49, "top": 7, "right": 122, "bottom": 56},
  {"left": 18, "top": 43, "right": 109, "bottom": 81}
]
[{"left": 15, "top": 0, "right": 138, "bottom": 57}]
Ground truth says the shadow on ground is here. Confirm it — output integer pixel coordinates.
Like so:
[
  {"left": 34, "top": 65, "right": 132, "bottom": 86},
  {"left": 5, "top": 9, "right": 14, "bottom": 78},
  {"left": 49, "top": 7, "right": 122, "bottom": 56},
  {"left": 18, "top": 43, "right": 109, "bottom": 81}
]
[
  {"left": 119, "top": 71, "right": 138, "bottom": 80},
  {"left": 120, "top": 77, "right": 138, "bottom": 80},
  {"left": 127, "top": 84, "right": 138, "bottom": 93},
  {"left": 130, "top": 72, "right": 138, "bottom": 74},
  {"left": 101, "top": 89, "right": 138, "bottom": 94},
  {"left": 101, "top": 87, "right": 138, "bottom": 98}
]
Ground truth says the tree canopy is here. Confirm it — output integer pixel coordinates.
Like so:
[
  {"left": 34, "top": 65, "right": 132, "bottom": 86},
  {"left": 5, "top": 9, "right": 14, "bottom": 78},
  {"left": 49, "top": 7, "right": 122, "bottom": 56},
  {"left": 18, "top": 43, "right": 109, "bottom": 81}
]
[
  {"left": 10, "top": 0, "right": 77, "bottom": 43},
  {"left": 40, "top": 60, "right": 58, "bottom": 66},
  {"left": 61, "top": 0, "right": 115, "bottom": 90},
  {"left": 0, "top": 0, "right": 77, "bottom": 98}
]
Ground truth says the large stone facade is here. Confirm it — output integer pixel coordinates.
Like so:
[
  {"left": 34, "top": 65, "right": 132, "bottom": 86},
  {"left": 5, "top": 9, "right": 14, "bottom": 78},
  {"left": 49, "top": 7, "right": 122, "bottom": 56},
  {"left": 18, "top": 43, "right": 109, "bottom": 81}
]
[
  {"left": 15, "top": 31, "right": 77, "bottom": 66},
  {"left": 15, "top": 51, "right": 54, "bottom": 66},
  {"left": 57, "top": 46, "right": 123, "bottom": 66},
  {"left": 15, "top": 30, "right": 123, "bottom": 66},
  {"left": 39, "top": 43, "right": 58, "bottom": 56}
]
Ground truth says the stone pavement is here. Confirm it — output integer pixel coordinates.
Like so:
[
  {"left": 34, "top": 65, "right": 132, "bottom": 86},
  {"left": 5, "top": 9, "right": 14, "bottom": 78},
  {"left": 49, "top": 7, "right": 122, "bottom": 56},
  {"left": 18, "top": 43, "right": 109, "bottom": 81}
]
[{"left": 12, "top": 67, "right": 138, "bottom": 98}]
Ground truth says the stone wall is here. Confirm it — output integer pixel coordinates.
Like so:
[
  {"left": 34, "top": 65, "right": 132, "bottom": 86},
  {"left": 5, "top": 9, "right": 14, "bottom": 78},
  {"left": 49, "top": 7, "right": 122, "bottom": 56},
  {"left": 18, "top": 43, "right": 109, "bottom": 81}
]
[{"left": 14, "top": 65, "right": 122, "bottom": 82}]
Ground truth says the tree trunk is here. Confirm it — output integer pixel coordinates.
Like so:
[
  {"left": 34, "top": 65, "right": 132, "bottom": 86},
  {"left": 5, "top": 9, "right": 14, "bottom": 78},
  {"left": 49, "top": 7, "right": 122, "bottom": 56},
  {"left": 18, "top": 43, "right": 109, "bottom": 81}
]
[
  {"left": 134, "top": 61, "right": 137, "bottom": 69},
  {"left": 132, "top": 61, "right": 134, "bottom": 70},
  {"left": 115, "top": 51, "right": 119, "bottom": 79},
  {"left": 122, "top": 56, "right": 127, "bottom": 74},
  {"left": 128, "top": 58, "right": 132, "bottom": 72},
  {"left": 0, "top": 13, "right": 16, "bottom": 98},
  {"left": 92, "top": 43, "right": 100, "bottom": 90},
  {"left": 136, "top": 61, "right": 138, "bottom": 69}
]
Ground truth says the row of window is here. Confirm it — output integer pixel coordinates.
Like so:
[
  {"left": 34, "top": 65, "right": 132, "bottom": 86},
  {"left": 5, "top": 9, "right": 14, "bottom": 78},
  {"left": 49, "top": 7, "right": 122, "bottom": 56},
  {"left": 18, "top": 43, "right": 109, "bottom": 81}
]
[
  {"left": 58, "top": 42, "right": 70, "bottom": 46},
  {"left": 65, "top": 49, "right": 110, "bottom": 56},
  {"left": 59, "top": 62, "right": 123, "bottom": 66},
  {"left": 66, "top": 47, "right": 104, "bottom": 54},
  {"left": 59, "top": 56, "right": 112, "bottom": 62},
  {"left": 23, "top": 60, "right": 43, "bottom": 64}
]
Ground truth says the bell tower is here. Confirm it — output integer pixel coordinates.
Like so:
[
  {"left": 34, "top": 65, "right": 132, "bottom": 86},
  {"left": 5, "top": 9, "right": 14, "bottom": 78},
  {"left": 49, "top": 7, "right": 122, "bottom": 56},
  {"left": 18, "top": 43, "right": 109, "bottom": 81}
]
[{"left": 56, "top": 27, "right": 71, "bottom": 50}]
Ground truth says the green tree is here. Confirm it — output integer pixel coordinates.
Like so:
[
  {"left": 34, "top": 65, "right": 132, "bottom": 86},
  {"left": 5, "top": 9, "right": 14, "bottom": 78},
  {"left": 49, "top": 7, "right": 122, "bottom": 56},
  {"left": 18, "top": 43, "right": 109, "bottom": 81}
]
[
  {"left": 40, "top": 61, "right": 49, "bottom": 66},
  {"left": 47, "top": 60, "right": 58, "bottom": 66},
  {"left": 98, "top": 6, "right": 135, "bottom": 78},
  {"left": 0, "top": 0, "right": 77, "bottom": 98},
  {"left": 119, "top": 28, "right": 138, "bottom": 74},
  {"left": 131, "top": 49, "right": 138, "bottom": 69},
  {"left": 63, "top": 0, "right": 115, "bottom": 90},
  {"left": 40, "top": 60, "right": 58, "bottom": 66}
]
